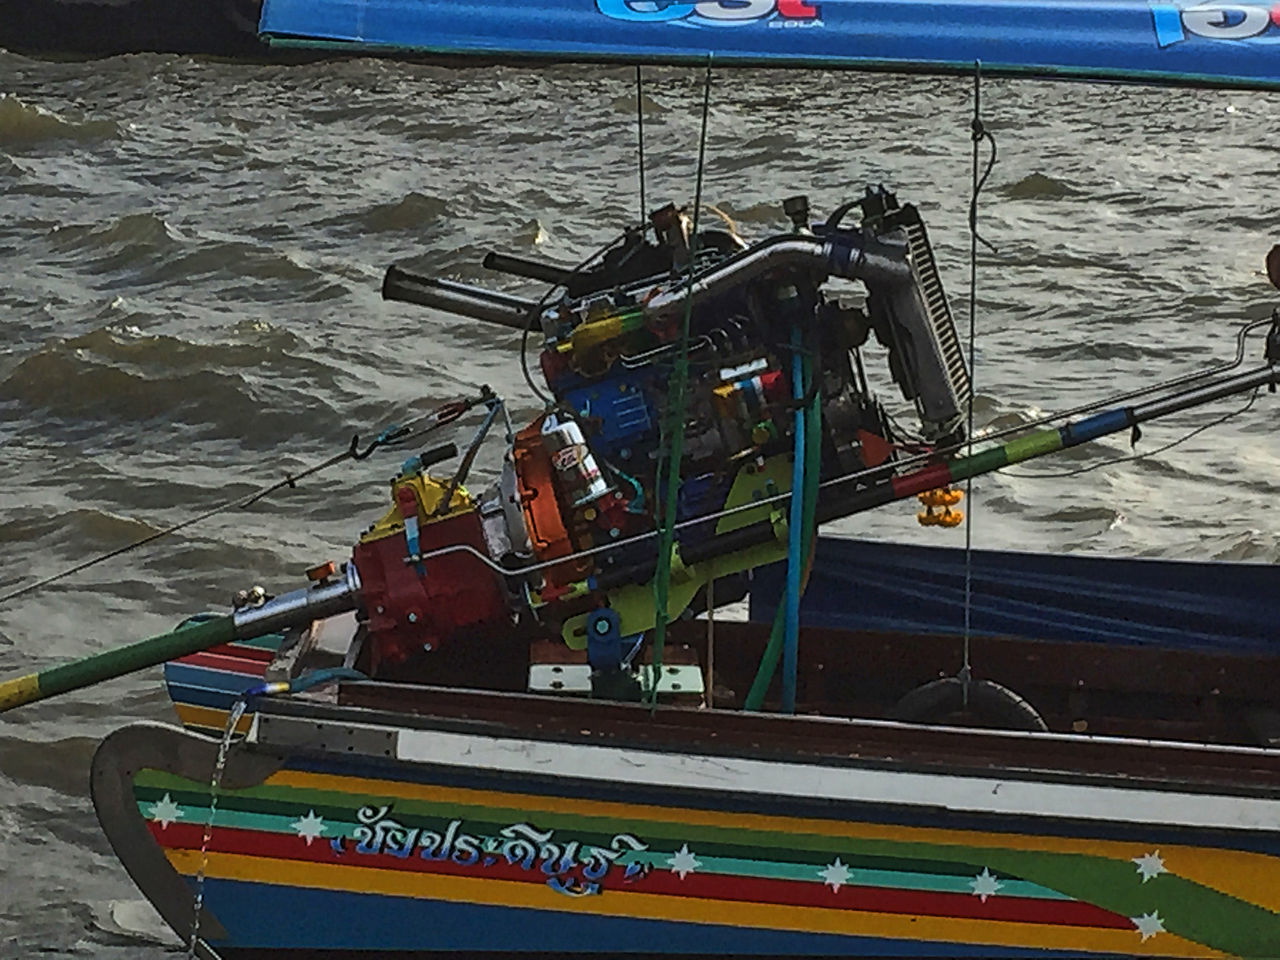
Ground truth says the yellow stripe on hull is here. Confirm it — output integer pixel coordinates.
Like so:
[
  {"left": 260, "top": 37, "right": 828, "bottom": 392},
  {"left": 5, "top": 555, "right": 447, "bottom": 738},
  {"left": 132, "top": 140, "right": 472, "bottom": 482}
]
[
  {"left": 173, "top": 703, "right": 253, "bottom": 735},
  {"left": 164, "top": 848, "right": 1222, "bottom": 958}
]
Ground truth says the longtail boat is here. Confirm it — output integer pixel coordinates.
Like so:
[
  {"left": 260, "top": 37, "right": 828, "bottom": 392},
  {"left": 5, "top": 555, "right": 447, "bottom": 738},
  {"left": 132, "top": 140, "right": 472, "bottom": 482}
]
[{"left": 4, "top": 2, "right": 1280, "bottom": 956}]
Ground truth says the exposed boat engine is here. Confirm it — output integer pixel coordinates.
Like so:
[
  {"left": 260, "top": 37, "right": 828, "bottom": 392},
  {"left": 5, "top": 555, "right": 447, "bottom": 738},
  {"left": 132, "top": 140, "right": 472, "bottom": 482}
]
[{"left": 357, "top": 188, "right": 971, "bottom": 679}]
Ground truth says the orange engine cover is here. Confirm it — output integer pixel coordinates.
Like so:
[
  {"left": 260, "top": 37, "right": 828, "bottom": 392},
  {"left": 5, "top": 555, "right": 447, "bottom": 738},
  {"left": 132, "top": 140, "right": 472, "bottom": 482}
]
[{"left": 512, "top": 418, "right": 591, "bottom": 588}]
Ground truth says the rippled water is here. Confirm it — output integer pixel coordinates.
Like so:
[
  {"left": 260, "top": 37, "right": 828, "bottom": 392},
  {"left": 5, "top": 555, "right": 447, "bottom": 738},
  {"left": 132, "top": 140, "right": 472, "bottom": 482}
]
[{"left": 0, "top": 50, "right": 1278, "bottom": 957}]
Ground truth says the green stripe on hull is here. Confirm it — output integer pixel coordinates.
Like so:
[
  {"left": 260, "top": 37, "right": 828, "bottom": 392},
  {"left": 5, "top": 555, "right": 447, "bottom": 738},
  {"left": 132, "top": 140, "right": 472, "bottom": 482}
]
[
  {"left": 134, "top": 781, "right": 1003, "bottom": 879},
  {"left": 132, "top": 771, "right": 1280, "bottom": 955},
  {"left": 137, "top": 796, "right": 1068, "bottom": 901},
  {"left": 628, "top": 851, "right": 1069, "bottom": 899},
  {"left": 134, "top": 794, "right": 1000, "bottom": 879}
]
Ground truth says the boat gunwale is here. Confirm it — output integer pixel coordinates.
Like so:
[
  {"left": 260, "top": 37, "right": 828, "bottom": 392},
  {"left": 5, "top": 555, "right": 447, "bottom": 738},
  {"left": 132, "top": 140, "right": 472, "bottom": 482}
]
[{"left": 240, "top": 681, "right": 1280, "bottom": 798}]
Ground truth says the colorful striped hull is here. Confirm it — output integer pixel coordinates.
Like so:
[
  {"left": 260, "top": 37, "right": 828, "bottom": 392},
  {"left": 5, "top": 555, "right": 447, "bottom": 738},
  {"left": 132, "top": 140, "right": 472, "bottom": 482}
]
[
  {"left": 161, "top": 628, "right": 283, "bottom": 735},
  {"left": 91, "top": 703, "right": 1280, "bottom": 958}
]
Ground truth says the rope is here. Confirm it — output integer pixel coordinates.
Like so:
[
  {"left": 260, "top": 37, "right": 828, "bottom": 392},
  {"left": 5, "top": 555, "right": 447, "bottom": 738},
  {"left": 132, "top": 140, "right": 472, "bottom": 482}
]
[
  {"left": 636, "top": 65, "right": 647, "bottom": 228},
  {"left": 518, "top": 65, "right": 663, "bottom": 408},
  {"left": 1001, "top": 389, "right": 1259, "bottom": 479},
  {"left": 649, "top": 57, "right": 713, "bottom": 707},
  {"left": 0, "top": 392, "right": 488, "bottom": 606},
  {"left": 962, "top": 61, "right": 997, "bottom": 704}
]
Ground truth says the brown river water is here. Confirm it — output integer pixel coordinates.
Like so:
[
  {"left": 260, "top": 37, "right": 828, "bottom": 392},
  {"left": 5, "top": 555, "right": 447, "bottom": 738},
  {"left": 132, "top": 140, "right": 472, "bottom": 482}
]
[{"left": 0, "top": 50, "right": 1277, "bottom": 957}]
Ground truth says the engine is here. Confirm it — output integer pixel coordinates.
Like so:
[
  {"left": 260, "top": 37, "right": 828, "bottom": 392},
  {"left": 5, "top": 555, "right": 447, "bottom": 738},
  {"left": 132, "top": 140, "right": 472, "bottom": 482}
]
[{"left": 357, "top": 188, "right": 971, "bottom": 682}]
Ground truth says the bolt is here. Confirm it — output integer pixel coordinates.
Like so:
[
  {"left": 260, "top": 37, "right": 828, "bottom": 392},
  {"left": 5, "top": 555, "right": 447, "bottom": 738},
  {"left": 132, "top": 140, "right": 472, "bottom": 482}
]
[
  {"left": 407, "top": 612, "right": 418, "bottom": 623},
  {"left": 422, "top": 642, "right": 433, "bottom": 652},
  {"left": 375, "top": 605, "right": 385, "bottom": 614}
]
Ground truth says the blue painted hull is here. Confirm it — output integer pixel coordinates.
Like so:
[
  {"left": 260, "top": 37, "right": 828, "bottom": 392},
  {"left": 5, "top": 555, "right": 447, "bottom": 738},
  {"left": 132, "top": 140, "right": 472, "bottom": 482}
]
[{"left": 200, "top": 877, "right": 1115, "bottom": 957}]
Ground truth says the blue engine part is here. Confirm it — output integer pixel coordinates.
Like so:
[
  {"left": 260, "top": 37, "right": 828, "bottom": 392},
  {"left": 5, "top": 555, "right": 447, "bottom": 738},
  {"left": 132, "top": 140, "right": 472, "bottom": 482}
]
[{"left": 562, "top": 367, "right": 657, "bottom": 461}]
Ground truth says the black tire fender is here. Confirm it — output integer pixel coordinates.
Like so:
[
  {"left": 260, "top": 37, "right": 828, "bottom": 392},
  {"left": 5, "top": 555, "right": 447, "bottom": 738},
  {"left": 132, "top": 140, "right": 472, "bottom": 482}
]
[{"left": 891, "top": 677, "right": 1048, "bottom": 732}]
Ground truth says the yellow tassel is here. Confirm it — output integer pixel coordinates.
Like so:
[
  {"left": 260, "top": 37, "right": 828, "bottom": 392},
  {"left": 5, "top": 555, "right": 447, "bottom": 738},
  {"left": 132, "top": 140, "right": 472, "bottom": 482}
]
[{"left": 917, "top": 486, "right": 965, "bottom": 527}]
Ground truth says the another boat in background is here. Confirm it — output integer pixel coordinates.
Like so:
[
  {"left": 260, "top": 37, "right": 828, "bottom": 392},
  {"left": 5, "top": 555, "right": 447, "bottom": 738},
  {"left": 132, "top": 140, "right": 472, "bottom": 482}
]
[{"left": 0, "top": 0, "right": 269, "bottom": 58}]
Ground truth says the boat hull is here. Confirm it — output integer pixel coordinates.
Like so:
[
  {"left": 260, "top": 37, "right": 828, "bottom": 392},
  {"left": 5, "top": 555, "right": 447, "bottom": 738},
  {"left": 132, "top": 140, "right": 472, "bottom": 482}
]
[{"left": 92, "top": 692, "right": 1280, "bottom": 958}]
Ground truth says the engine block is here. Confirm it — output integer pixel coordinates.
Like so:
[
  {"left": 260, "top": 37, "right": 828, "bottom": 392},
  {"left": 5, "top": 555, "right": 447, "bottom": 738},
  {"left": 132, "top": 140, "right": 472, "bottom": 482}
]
[{"left": 363, "top": 188, "right": 971, "bottom": 676}]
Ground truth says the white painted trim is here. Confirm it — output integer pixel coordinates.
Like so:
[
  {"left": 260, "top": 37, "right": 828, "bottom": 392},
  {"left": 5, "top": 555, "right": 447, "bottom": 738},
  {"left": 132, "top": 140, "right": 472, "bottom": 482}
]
[{"left": 394, "top": 727, "right": 1280, "bottom": 832}]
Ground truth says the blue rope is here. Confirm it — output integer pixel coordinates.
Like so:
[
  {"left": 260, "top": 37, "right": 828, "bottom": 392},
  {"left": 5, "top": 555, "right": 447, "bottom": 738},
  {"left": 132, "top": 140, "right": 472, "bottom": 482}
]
[{"left": 243, "top": 666, "right": 366, "bottom": 700}]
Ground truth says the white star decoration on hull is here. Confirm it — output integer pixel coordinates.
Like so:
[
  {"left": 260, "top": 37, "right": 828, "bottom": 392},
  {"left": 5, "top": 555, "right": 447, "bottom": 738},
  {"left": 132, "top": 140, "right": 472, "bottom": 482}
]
[
  {"left": 969, "top": 867, "right": 1002, "bottom": 903},
  {"left": 1131, "top": 910, "right": 1166, "bottom": 942},
  {"left": 1132, "top": 850, "right": 1168, "bottom": 883},
  {"left": 147, "top": 793, "right": 183, "bottom": 830},
  {"left": 666, "top": 844, "right": 701, "bottom": 880},
  {"left": 291, "top": 809, "right": 326, "bottom": 845},
  {"left": 819, "top": 857, "right": 853, "bottom": 892}
]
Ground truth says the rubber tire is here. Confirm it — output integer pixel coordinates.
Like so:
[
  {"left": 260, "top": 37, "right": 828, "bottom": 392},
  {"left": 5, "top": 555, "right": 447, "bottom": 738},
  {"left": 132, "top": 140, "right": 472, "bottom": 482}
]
[{"left": 891, "top": 677, "right": 1048, "bottom": 732}]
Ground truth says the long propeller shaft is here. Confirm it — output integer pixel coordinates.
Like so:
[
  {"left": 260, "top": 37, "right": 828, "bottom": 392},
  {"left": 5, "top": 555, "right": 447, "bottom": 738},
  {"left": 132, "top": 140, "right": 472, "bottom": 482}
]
[{"left": 0, "top": 566, "right": 361, "bottom": 714}]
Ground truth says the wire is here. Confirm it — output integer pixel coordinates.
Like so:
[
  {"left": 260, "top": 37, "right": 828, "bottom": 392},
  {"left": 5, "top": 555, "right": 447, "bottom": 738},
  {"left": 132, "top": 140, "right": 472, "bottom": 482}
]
[
  {"left": 967, "top": 63, "right": 998, "bottom": 258},
  {"left": 1001, "top": 389, "right": 1259, "bottom": 480},
  {"left": 0, "top": 488, "right": 282, "bottom": 607},
  {"left": 961, "top": 60, "right": 996, "bottom": 701},
  {"left": 636, "top": 65, "right": 647, "bottom": 229},
  {"left": 649, "top": 57, "right": 714, "bottom": 707},
  {"left": 0, "top": 393, "right": 488, "bottom": 606}
]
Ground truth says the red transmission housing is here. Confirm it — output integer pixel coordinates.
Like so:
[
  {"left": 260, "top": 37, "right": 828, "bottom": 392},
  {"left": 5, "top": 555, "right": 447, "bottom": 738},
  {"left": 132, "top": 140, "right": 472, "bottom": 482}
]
[{"left": 352, "top": 475, "right": 509, "bottom": 677}]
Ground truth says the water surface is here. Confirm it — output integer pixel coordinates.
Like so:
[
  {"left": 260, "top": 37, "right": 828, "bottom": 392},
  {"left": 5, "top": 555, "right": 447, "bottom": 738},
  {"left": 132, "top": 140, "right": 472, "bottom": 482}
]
[{"left": 0, "top": 51, "right": 1277, "bottom": 957}]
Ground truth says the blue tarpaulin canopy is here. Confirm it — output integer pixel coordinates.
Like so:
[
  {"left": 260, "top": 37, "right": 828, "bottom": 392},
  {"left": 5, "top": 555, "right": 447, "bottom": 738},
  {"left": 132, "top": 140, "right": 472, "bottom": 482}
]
[
  {"left": 259, "top": 1, "right": 1280, "bottom": 90},
  {"left": 750, "top": 537, "right": 1277, "bottom": 654}
]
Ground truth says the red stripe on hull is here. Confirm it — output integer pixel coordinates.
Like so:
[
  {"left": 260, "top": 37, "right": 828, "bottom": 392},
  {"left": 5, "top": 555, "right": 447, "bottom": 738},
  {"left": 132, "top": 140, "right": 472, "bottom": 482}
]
[
  {"left": 149, "top": 823, "right": 1127, "bottom": 929},
  {"left": 198, "top": 642, "right": 275, "bottom": 663},
  {"left": 172, "top": 651, "right": 270, "bottom": 676}
]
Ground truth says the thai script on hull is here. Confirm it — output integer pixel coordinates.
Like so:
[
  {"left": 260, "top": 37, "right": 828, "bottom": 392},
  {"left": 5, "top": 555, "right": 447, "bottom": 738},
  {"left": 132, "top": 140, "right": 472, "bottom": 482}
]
[{"left": 331, "top": 805, "right": 651, "bottom": 896}]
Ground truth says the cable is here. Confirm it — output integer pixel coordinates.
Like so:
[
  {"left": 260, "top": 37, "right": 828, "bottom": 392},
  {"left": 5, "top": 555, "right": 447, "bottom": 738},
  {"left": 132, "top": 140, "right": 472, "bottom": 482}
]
[
  {"left": 649, "top": 57, "right": 714, "bottom": 707},
  {"left": 1001, "top": 389, "right": 1259, "bottom": 480},
  {"left": 0, "top": 392, "right": 488, "bottom": 606},
  {"left": 636, "top": 65, "right": 647, "bottom": 228},
  {"left": 961, "top": 60, "right": 996, "bottom": 703}
]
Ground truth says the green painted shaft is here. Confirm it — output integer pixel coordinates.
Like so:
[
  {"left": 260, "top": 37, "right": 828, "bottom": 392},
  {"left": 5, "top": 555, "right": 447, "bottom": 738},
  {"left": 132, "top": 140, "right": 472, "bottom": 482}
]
[
  {"left": 1004, "top": 429, "right": 1066, "bottom": 465},
  {"left": 952, "top": 445, "right": 1011, "bottom": 481},
  {"left": 0, "top": 615, "right": 234, "bottom": 714}
]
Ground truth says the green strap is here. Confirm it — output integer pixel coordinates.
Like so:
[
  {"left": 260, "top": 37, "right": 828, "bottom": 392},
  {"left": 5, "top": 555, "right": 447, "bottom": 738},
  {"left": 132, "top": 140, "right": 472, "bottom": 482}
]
[{"left": 649, "top": 60, "right": 713, "bottom": 705}]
